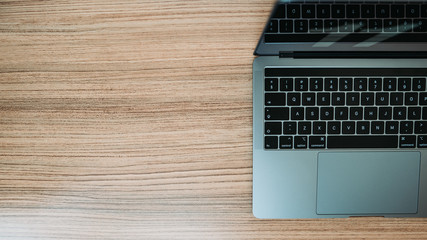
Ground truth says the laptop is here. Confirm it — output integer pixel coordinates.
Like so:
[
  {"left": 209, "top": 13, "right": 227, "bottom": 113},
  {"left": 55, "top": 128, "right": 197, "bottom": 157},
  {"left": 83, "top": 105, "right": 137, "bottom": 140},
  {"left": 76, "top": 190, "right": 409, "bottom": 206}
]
[{"left": 253, "top": 0, "right": 427, "bottom": 218}]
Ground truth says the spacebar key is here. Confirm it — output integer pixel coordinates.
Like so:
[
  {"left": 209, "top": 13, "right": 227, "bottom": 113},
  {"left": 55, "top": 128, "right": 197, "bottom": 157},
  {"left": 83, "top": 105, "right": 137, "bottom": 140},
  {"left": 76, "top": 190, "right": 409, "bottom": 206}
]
[{"left": 327, "top": 136, "right": 398, "bottom": 149}]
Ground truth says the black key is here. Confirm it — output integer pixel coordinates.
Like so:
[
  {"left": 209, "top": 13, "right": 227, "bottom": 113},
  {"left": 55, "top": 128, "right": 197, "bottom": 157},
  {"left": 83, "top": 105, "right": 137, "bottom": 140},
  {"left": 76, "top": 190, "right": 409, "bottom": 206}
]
[
  {"left": 328, "top": 136, "right": 398, "bottom": 148},
  {"left": 287, "top": 93, "right": 301, "bottom": 106},
  {"left": 325, "top": 20, "right": 338, "bottom": 32},
  {"left": 415, "top": 121, "right": 427, "bottom": 134},
  {"left": 310, "top": 78, "right": 323, "bottom": 91},
  {"left": 420, "top": 93, "right": 427, "bottom": 105},
  {"left": 280, "top": 20, "right": 294, "bottom": 33},
  {"left": 386, "top": 121, "right": 399, "bottom": 134},
  {"left": 325, "top": 78, "right": 338, "bottom": 91},
  {"left": 399, "top": 19, "right": 413, "bottom": 32},
  {"left": 302, "top": 5, "right": 316, "bottom": 18},
  {"left": 267, "top": 20, "right": 278, "bottom": 33},
  {"left": 408, "top": 107, "right": 422, "bottom": 120},
  {"left": 332, "top": 5, "right": 345, "bottom": 18},
  {"left": 265, "top": 93, "right": 286, "bottom": 106},
  {"left": 273, "top": 4, "right": 285, "bottom": 18},
  {"left": 369, "top": 78, "right": 382, "bottom": 91},
  {"left": 283, "top": 121, "right": 297, "bottom": 134},
  {"left": 291, "top": 107, "right": 304, "bottom": 120},
  {"left": 361, "top": 5, "right": 375, "bottom": 18},
  {"left": 418, "top": 135, "right": 427, "bottom": 148},
  {"left": 400, "top": 121, "right": 413, "bottom": 134},
  {"left": 347, "top": 93, "right": 360, "bottom": 106},
  {"left": 295, "top": 20, "right": 309, "bottom": 33},
  {"left": 423, "top": 5, "right": 427, "bottom": 17},
  {"left": 313, "top": 122, "right": 326, "bottom": 134},
  {"left": 294, "top": 136, "right": 308, "bottom": 149},
  {"left": 354, "top": 78, "right": 367, "bottom": 91},
  {"left": 383, "top": 78, "right": 397, "bottom": 91},
  {"left": 280, "top": 78, "right": 293, "bottom": 91},
  {"left": 287, "top": 4, "right": 301, "bottom": 18},
  {"left": 309, "top": 20, "right": 323, "bottom": 32},
  {"left": 364, "top": 107, "right": 378, "bottom": 120},
  {"left": 350, "top": 107, "right": 363, "bottom": 120},
  {"left": 354, "top": 19, "right": 368, "bottom": 32},
  {"left": 407, "top": 5, "right": 420, "bottom": 18},
  {"left": 347, "top": 5, "right": 360, "bottom": 18},
  {"left": 295, "top": 78, "right": 308, "bottom": 91},
  {"left": 265, "top": 136, "right": 278, "bottom": 149},
  {"left": 265, "top": 78, "right": 278, "bottom": 91},
  {"left": 342, "top": 121, "right": 356, "bottom": 134},
  {"left": 339, "top": 78, "right": 353, "bottom": 91},
  {"left": 279, "top": 136, "right": 293, "bottom": 149},
  {"left": 320, "top": 107, "right": 334, "bottom": 120},
  {"left": 390, "top": 92, "right": 404, "bottom": 105},
  {"left": 298, "top": 122, "right": 312, "bottom": 135},
  {"left": 328, "top": 122, "right": 341, "bottom": 134},
  {"left": 317, "top": 93, "right": 330, "bottom": 106},
  {"left": 379, "top": 107, "right": 392, "bottom": 120},
  {"left": 376, "top": 93, "right": 389, "bottom": 105},
  {"left": 357, "top": 121, "right": 370, "bottom": 134},
  {"left": 361, "top": 93, "right": 375, "bottom": 106},
  {"left": 309, "top": 136, "right": 326, "bottom": 149},
  {"left": 306, "top": 107, "right": 319, "bottom": 120},
  {"left": 391, "top": 5, "right": 404, "bottom": 18},
  {"left": 398, "top": 78, "right": 412, "bottom": 91},
  {"left": 302, "top": 93, "right": 315, "bottom": 106},
  {"left": 265, "top": 122, "right": 282, "bottom": 135},
  {"left": 317, "top": 5, "right": 331, "bottom": 18},
  {"left": 423, "top": 107, "right": 427, "bottom": 119},
  {"left": 335, "top": 107, "right": 348, "bottom": 120},
  {"left": 339, "top": 20, "right": 353, "bottom": 32},
  {"left": 414, "top": 19, "right": 427, "bottom": 32},
  {"left": 369, "top": 19, "right": 382, "bottom": 32},
  {"left": 376, "top": 5, "right": 389, "bottom": 18},
  {"left": 400, "top": 135, "right": 416, "bottom": 148},
  {"left": 332, "top": 93, "right": 345, "bottom": 106},
  {"left": 413, "top": 78, "right": 426, "bottom": 91},
  {"left": 393, "top": 107, "right": 407, "bottom": 120},
  {"left": 265, "top": 107, "right": 289, "bottom": 120},
  {"left": 405, "top": 93, "right": 418, "bottom": 105},
  {"left": 384, "top": 19, "right": 398, "bottom": 32},
  {"left": 371, "top": 121, "right": 385, "bottom": 134}
]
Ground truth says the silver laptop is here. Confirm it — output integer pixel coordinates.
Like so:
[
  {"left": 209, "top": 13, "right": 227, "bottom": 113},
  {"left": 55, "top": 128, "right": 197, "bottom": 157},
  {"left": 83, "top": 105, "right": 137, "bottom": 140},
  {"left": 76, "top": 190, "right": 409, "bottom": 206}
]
[{"left": 253, "top": 0, "right": 427, "bottom": 218}]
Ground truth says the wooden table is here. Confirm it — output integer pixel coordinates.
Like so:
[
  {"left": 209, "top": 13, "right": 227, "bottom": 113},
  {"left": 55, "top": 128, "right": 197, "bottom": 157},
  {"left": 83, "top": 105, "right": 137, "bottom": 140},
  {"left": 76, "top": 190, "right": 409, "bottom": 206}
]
[{"left": 1, "top": 0, "right": 426, "bottom": 239}]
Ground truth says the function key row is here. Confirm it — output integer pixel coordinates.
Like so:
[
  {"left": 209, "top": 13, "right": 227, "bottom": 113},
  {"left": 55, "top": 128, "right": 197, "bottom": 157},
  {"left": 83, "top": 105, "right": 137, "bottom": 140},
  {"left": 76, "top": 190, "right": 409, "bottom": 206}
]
[
  {"left": 266, "top": 19, "right": 427, "bottom": 33},
  {"left": 265, "top": 77, "right": 427, "bottom": 92},
  {"left": 272, "top": 4, "right": 427, "bottom": 19}
]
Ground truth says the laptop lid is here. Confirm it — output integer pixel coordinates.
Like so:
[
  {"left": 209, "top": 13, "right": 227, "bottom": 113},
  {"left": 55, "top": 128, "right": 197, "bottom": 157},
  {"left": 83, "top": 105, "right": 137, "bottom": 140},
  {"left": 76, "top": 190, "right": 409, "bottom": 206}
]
[{"left": 255, "top": 0, "right": 427, "bottom": 56}]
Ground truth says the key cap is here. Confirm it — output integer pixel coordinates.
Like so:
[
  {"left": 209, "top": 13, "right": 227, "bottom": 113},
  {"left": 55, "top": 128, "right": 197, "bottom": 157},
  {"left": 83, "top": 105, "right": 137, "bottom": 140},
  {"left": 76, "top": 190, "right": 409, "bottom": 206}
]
[
  {"left": 317, "top": 93, "right": 330, "bottom": 106},
  {"left": 291, "top": 107, "right": 304, "bottom": 120},
  {"left": 287, "top": 4, "right": 301, "bottom": 18},
  {"left": 283, "top": 121, "right": 297, "bottom": 134},
  {"left": 280, "top": 78, "right": 293, "bottom": 91},
  {"left": 414, "top": 19, "right": 427, "bottom": 32},
  {"left": 302, "top": 5, "right": 316, "bottom": 18},
  {"left": 332, "top": 93, "right": 345, "bottom": 106},
  {"left": 400, "top": 121, "right": 413, "bottom": 134},
  {"left": 280, "top": 20, "right": 294, "bottom": 33},
  {"left": 317, "top": 5, "right": 331, "bottom": 18},
  {"left": 399, "top": 19, "right": 413, "bottom": 32},
  {"left": 294, "top": 136, "right": 308, "bottom": 149},
  {"left": 391, "top": 5, "right": 404, "bottom": 18},
  {"left": 309, "top": 20, "right": 323, "bottom": 32},
  {"left": 347, "top": 93, "right": 360, "bottom": 105},
  {"left": 265, "top": 78, "right": 278, "bottom": 91},
  {"left": 320, "top": 107, "right": 334, "bottom": 120},
  {"left": 273, "top": 4, "right": 285, "bottom": 18},
  {"left": 342, "top": 121, "right": 356, "bottom": 134},
  {"left": 267, "top": 20, "right": 278, "bottom": 33},
  {"left": 354, "top": 78, "right": 367, "bottom": 91},
  {"left": 295, "top": 78, "right": 309, "bottom": 91},
  {"left": 384, "top": 78, "right": 397, "bottom": 91},
  {"left": 354, "top": 19, "right": 368, "bottom": 32},
  {"left": 369, "top": 19, "right": 382, "bottom": 32},
  {"left": 265, "top": 107, "right": 289, "bottom": 120},
  {"left": 384, "top": 19, "right": 397, "bottom": 32},
  {"left": 376, "top": 5, "right": 389, "bottom": 18},
  {"left": 379, "top": 107, "right": 392, "bottom": 120},
  {"left": 265, "top": 136, "right": 278, "bottom": 149},
  {"left": 390, "top": 92, "right": 404, "bottom": 105},
  {"left": 415, "top": 121, "right": 427, "bottom": 134},
  {"left": 406, "top": 5, "right": 420, "bottom": 18},
  {"left": 376, "top": 93, "right": 389, "bottom": 105},
  {"left": 309, "top": 136, "right": 326, "bottom": 149},
  {"left": 339, "top": 20, "right": 353, "bottom": 32},
  {"left": 335, "top": 107, "right": 348, "bottom": 120},
  {"left": 265, "top": 93, "right": 286, "bottom": 106},
  {"left": 405, "top": 93, "right": 418, "bottom": 105},
  {"left": 393, "top": 107, "right": 407, "bottom": 120},
  {"left": 408, "top": 107, "right": 422, "bottom": 120},
  {"left": 347, "top": 5, "right": 360, "bottom": 18},
  {"left": 357, "top": 121, "right": 370, "bottom": 134},
  {"left": 413, "top": 78, "right": 426, "bottom": 91},
  {"left": 298, "top": 122, "right": 312, "bottom": 135},
  {"left": 371, "top": 121, "right": 385, "bottom": 134},
  {"left": 369, "top": 78, "right": 382, "bottom": 91},
  {"left": 400, "top": 135, "right": 416, "bottom": 148},
  {"left": 328, "top": 122, "right": 341, "bottom": 134},
  {"left": 420, "top": 93, "right": 427, "bottom": 105},
  {"left": 398, "top": 78, "right": 412, "bottom": 91},
  {"left": 313, "top": 122, "right": 326, "bottom": 134},
  {"left": 364, "top": 107, "right": 378, "bottom": 120},
  {"left": 418, "top": 135, "right": 427, "bottom": 148},
  {"left": 265, "top": 122, "right": 282, "bottom": 135},
  {"left": 306, "top": 107, "right": 319, "bottom": 120},
  {"left": 325, "top": 78, "right": 338, "bottom": 91},
  {"left": 361, "top": 5, "right": 375, "bottom": 18},
  {"left": 325, "top": 20, "right": 338, "bottom": 32},
  {"left": 350, "top": 107, "right": 363, "bottom": 120},
  {"left": 339, "top": 78, "right": 353, "bottom": 91},
  {"left": 302, "top": 93, "right": 316, "bottom": 106},
  {"left": 361, "top": 93, "right": 375, "bottom": 105},
  {"left": 332, "top": 5, "right": 345, "bottom": 18},
  {"left": 279, "top": 136, "right": 293, "bottom": 149},
  {"left": 386, "top": 121, "right": 399, "bottom": 134},
  {"left": 310, "top": 78, "right": 323, "bottom": 91},
  {"left": 327, "top": 136, "right": 398, "bottom": 148},
  {"left": 287, "top": 93, "right": 301, "bottom": 106},
  {"left": 295, "top": 20, "right": 308, "bottom": 32}
]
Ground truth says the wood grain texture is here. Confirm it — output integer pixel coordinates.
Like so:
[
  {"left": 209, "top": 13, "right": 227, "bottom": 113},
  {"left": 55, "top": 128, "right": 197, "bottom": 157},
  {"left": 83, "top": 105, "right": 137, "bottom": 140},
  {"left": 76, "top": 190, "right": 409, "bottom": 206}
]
[{"left": 0, "top": 0, "right": 426, "bottom": 239}]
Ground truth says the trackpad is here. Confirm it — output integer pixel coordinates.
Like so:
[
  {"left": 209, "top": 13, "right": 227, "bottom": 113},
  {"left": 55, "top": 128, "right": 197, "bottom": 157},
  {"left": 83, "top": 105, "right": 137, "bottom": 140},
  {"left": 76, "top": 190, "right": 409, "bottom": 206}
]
[{"left": 317, "top": 152, "right": 420, "bottom": 215}]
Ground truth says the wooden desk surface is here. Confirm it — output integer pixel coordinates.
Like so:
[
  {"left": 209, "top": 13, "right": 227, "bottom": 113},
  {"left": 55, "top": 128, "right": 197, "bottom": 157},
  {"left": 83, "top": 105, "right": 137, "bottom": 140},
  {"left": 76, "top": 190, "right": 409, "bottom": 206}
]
[{"left": 1, "top": 0, "right": 426, "bottom": 239}]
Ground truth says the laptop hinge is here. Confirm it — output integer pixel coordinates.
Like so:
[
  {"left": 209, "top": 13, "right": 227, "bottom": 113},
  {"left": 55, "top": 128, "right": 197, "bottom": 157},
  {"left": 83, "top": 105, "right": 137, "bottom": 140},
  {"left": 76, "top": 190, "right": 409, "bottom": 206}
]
[{"left": 279, "top": 51, "right": 427, "bottom": 59}]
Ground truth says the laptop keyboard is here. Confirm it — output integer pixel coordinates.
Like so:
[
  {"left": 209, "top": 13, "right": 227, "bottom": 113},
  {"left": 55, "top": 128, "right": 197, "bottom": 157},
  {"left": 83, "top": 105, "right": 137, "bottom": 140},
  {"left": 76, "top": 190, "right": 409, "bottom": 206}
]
[
  {"left": 264, "top": 67, "right": 427, "bottom": 149},
  {"left": 266, "top": 1, "right": 427, "bottom": 43}
]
